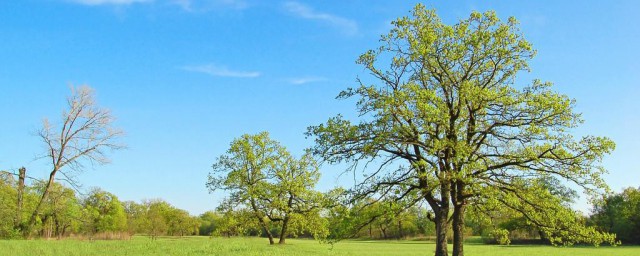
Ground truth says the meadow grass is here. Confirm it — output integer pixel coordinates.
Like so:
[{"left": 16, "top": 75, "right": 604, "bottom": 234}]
[{"left": 1, "top": 236, "right": 638, "bottom": 256}]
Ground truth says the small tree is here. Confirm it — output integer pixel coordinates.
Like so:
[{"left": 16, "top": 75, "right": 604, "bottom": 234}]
[
  {"left": 207, "top": 132, "right": 327, "bottom": 244},
  {"left": 144, "top": 200, "right": 170, "bottom": 240},
  {"left": 122, "top": 201, "right": 147, "bottom": 235},
  {"left": 27, "top": 86, "right": 124, "bottom": 236},
  {"left": 83, "top": 188, "right": 127, "bottom": 235},
  {"left": 198, "top": 211, "right": 223, "bottom": 236}
]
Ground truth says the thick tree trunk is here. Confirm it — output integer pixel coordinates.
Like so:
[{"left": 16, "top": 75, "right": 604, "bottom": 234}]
[
  {"left": 257, "top": 215, "right": 275, "bottom": 244},
  {"left": 250, "top": 199, "right": 275, "bottom": 245},
  {"left": 423, "top": 180, "right": 451, "bottom": 256},
  {"left": 278, "top": 216, "right": 290, "bottom": 244},
  {"left": 15, "top": 167, "right": 26, "bottom": 230},
  {"left": 451, "top": 179, "right": 468, "bottom": 256},
  {"left": 452, "top": 204, "right": 466, "bottom": 256},
  {"left": 432, "top": 179, "right": 452, "bottom": 256},
  {"left": 265, "top": 228, "right": 275, "bottom": 245},
  {"left": 434, "top": 211, "right": 449, "bottom": 256},
  {"left": 419, "top": 164, "right": 451, "bottom": 256}
]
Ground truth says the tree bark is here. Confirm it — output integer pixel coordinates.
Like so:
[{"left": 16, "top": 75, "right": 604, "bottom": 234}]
[
  {"left": 452, "top": 204, "right": 466, "bottom": 256},
  {"left": 265, "top": 227, "right": 275, "bottom": 245},
  {"left": 451, "top": 178, "right": 468, "bottom": 256},
  {"left": 15, "top": 167, "right": 26, "bottom": 230},
  {"left": 278, "top": 216, "right": 289, "bottom": 244},
  {"left": 426, "top": 180, "right": 451, "bottom": 256},
  {"left": 434, "top": 210, "right": 449, "bottom": 256}
]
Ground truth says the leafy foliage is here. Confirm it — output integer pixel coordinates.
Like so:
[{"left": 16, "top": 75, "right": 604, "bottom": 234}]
[
  {"left": 489, "top": 228, "right": 511, "bottom": 245},
  {"left": 123, "top": 199, "right": 199, "bottom": 239},
  {"left": 197, "top": 211, "right": 223, "bottom": 236},
  {"left": 0, "top": 173, "right": 19, "bottom": 238},
  {"left": 83, "top": 188, "right": 127, "bottom": 233},
  {"left": 208, "top": 132, "right": 328, "bottom": 244},
  {"left": 590, "top": 187, "right": 640, "bottom": 244},
  {"left": 33, "top": 181, "right": 82, "bottom": 239}
]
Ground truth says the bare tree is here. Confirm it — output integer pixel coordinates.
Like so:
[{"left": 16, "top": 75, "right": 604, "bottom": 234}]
[{"left": 26, "top": 86, "right": 124, "bottom": 236}]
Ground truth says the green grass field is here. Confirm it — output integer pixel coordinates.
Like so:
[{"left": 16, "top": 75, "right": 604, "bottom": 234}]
[{"left": 1, "top": 236, "right": 638, "bottom": 256}]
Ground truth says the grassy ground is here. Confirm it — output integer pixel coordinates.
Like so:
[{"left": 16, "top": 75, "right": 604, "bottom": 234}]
[{"left": 1, "top": 236, "right": 639, "bottom": 256}]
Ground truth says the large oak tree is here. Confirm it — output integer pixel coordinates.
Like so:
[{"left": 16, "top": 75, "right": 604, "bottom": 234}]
[{"left": 308, "top": 4, "right": 616, "bottom": 256}]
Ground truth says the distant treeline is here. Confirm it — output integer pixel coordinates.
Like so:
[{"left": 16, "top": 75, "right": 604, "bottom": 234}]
[
  {"left": 0, "top": 172, "right": 198, "bottom": 239},
  {"left": 2, "top": 171, "right": 637, "bottom": 244}
]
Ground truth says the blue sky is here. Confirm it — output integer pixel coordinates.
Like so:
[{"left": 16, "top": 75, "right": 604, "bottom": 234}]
[{"left": 1, "top": 0, "right": 638, "bottom": 215}]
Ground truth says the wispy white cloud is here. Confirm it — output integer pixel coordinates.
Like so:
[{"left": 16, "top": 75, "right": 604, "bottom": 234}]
[
  {"left": 169, "top": 0, "right": 248, "bottom": 12},
  {"left": 287, "top": 76, "right": 326, "bottom": 85},
  {"left": 284, "top": 1, "right": 358, "bottom": 35},
  {"left": 169, "top": 0, "right": 191, "bottom": 10},
  {"left": 213, "top": 0, "right": 248, "bottom": 9},
  {"left": 68, "top": 0, "right": 153, "bottom": 5},
  {"left": 181, "top": 64, "right": 261, "bottom": 78},
  {"left": 69, "top": 0, "right": 248, "bottom": 10}
]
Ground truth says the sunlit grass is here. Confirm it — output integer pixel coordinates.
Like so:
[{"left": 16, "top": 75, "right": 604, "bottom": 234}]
[{"left": 0, "top": 236, "right": 638, "bottom": 256}]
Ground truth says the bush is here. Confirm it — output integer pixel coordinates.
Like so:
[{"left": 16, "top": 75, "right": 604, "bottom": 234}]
[
  {"left": 483, "top": 228, "right": 511, "bottom": 245},
  {"left": 0, "top": 228, "right": 23, "bottom": 240}
]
